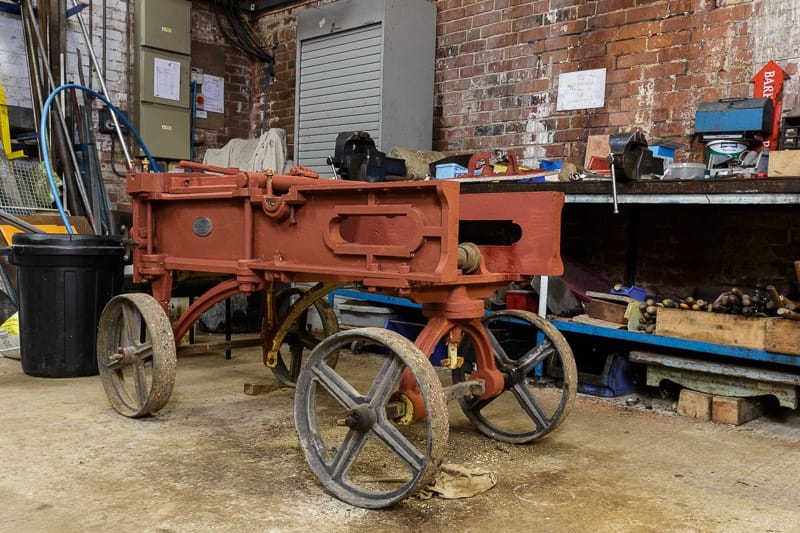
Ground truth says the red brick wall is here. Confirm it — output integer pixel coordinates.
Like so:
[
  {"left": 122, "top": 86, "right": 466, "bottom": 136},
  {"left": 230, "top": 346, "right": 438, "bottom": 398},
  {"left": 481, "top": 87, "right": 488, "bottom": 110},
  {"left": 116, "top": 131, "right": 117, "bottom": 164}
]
[
  {"left": 252, "top": 1, "right": 771, "bottom": 166},
  {"left": 253, "top": 0, "right": 319, "bottom": 159},
  {"left": 435, "top": 0, "right": 758, "bottom": 165},
  {"left": 190, "top": 2, "right": 254, "bottom": 160}
]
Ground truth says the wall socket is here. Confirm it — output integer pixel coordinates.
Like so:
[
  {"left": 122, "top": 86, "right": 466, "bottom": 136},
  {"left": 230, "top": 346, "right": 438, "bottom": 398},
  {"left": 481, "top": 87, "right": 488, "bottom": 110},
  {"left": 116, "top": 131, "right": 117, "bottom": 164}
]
[{"left": 98, "top": 107, "right": 128, "bottom": 134}]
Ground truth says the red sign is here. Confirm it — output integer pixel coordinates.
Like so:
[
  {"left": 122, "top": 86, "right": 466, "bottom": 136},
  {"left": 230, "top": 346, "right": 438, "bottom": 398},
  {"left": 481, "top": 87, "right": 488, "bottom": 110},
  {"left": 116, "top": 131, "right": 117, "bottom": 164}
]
[{"left": 751, "top": 60, "right": 786, "bottom": 149}]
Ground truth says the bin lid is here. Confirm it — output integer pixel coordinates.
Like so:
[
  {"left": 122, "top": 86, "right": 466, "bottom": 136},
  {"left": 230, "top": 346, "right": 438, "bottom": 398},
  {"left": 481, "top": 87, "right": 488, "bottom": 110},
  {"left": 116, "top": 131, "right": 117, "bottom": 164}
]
[{"left": 11, "top": 233, "right": 125, "bottom": 256}]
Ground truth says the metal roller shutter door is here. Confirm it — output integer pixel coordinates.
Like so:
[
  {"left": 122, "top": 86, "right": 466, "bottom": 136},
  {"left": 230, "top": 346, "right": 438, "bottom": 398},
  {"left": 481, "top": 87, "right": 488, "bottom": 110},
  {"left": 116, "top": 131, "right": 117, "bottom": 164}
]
[{"left": 296, "top": 23, "right": 383, "bottom": 176}]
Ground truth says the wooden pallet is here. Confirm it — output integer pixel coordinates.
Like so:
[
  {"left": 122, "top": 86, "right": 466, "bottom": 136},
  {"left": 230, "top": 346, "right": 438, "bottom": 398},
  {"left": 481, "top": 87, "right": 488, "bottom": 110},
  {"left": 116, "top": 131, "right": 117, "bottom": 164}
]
[{"left": 629, "top": 350, "right": 800, "bottom": 409}]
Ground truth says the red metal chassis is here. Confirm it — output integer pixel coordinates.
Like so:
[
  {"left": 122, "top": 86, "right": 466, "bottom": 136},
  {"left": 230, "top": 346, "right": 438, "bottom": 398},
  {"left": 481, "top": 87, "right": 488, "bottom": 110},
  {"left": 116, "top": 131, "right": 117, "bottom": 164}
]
[{"left": 127, "top": 168, "right": 565, "bottom": 418}]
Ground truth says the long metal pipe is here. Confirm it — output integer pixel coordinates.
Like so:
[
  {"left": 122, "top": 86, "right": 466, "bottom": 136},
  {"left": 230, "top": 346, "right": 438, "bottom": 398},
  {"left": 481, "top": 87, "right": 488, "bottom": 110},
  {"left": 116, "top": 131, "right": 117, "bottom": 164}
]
[
  {"left": 20, "top": 8, "right": 44, "bottom": 159},
  {"left": 22, "top": 0, "right": 97, "bottom": 232},
  {"left": 69, "top": 0, "right": 132, "bottom": 168}
]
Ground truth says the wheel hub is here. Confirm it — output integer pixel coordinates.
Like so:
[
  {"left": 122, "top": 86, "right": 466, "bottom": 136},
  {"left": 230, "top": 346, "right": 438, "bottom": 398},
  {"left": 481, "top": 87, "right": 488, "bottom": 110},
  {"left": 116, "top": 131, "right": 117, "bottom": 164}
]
[{"left": 343, "top": 404, "right": 376, "bottom": 431}]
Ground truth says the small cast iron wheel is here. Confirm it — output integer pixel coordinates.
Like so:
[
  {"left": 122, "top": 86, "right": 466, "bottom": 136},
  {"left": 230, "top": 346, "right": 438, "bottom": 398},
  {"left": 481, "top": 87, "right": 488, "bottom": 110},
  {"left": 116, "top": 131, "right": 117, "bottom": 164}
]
[
  {"left": 270, "top": 287, "right": 339, "bottom": 387},
  {"left": 294, "top": 328, "right": 448, "bottom": 508},
  {"left": 453, "top": 310, "right": 577, "bottom": 444},
  {"left": 96, "top": 293, "right": 177, "bottom": 418}
]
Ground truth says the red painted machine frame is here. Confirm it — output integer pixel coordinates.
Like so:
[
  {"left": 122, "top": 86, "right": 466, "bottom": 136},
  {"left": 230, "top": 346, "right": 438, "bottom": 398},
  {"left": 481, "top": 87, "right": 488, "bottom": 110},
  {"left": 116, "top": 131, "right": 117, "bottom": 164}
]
[{"left": 127, "top": 165, "right": 565, "bottom": 418}]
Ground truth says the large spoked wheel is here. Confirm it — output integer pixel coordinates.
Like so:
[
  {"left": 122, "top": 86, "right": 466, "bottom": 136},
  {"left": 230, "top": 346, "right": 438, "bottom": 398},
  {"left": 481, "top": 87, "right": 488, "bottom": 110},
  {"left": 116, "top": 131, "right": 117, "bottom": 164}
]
[
  {"left": 96, "top": 293, "right": 177, "bottom": 418},
  {"left": 270, "top": 287, "right": 339, "bottom": 387},
  {"left": 453, "top": 310, "right": 577, "bottom": 444},
  {"left": 294, "top": 328, "right": 448, "bottom": 508}
]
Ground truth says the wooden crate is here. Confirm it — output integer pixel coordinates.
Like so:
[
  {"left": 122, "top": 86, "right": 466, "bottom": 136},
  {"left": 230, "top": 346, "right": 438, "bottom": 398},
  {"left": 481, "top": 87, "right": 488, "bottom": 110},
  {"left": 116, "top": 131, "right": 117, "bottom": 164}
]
[
  {"left": 587, "top": 299, "right": 628, "bottom": 324},
  {"left": 655, "top": 308, "right": 767, "bottom": 350},
  {"left": 764, "top": 318, "right": 800, "bottom": 356}
]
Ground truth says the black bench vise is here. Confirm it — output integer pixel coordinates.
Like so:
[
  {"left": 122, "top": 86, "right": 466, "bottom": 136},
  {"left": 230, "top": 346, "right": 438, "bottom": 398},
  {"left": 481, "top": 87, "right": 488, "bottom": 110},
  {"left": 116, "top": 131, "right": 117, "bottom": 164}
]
[{"left": 329, "top": 131, "right": 405, "bottom": 182}]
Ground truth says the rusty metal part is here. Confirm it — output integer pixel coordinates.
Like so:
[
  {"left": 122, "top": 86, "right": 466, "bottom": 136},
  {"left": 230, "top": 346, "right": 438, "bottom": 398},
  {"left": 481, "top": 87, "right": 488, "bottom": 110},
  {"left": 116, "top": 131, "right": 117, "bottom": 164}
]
[
  {"left": 466, "top": 150, "right": 534, "bottom": 177},
  {"left": 170, "top": 278, "right": 260, "bottom": 343},
  {"left": 264, "top": 283, "right": 341, "bottom": 387},
  {"left": 262, "top": 282, "right": 343, "bottom": 368},
  {"left": 294, "top": 328, "right": 448, "bottom": 508},
  {"left": 442, "top": 380, "right": 485, "bottom": 402},
  {"left": 175, "top": 337, "right": 262, "bottom": 357},
  {"left": 96, "top": 293, "right": 176, "bottom": 418},
  {"left": 457, "top": 242, "right": 482, "bottom": 274},
  {"left": 452, "top": 310, "right": 577, "bottom": 444},
  {"left": 288, "top": 165, "right": 320, "bottom": 178},
  {"left": 415, "top": 313, "right": 504, "bottom": 402}
]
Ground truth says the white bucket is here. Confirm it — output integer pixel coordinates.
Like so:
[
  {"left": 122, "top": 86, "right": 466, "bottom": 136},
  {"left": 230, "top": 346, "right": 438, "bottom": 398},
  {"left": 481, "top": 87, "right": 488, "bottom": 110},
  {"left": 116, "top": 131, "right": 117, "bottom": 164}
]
[{"left": 706, "top": 140, "right": 748, "bottom": 166}]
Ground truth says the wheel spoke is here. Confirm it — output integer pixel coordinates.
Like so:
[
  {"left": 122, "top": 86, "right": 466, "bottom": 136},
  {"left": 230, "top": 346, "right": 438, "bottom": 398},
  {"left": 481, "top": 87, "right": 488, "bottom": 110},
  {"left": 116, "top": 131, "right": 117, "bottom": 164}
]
[
  {"left": 328, "top": 429, "right": 369, "bottom": 480},
  {"left": 372, "top": 420, "right": 426, "bottom": 473},
  {"left": 120, "top": 303, "right": 141, "bottom": 348},
  {"left": 312, "top": 363, "right": 363, "bottom": 410},
  {"left": 367, "top": 355, "right": 405, "bottom": 407},
  {"left": 511, "top": 382, "right": 548, "bottom": 431},
  {"left": 300, "top": 330, "right": 320, "bottom": 349},
  {"left": 289, "top": 346, "right": 303, "bottom": 383},
  {"left": 485, "top": 327, "right": 513, "bottom": 366},
  {"left": 517, "top": 339, "right": 555, "bottom": 376},
  {"left": 132, "top": 358, "right": 150, "bottom": 406}
]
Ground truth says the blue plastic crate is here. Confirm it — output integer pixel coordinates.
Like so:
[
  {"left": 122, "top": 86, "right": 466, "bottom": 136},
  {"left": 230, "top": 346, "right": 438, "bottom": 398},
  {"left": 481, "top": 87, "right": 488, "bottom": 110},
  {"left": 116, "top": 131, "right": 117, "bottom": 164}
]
[
  {"left": 435, "top": 163, "right": 469, "bottom": 179},
  {"left": 538, "top": 160, "right": 564, "bottom": 171}
]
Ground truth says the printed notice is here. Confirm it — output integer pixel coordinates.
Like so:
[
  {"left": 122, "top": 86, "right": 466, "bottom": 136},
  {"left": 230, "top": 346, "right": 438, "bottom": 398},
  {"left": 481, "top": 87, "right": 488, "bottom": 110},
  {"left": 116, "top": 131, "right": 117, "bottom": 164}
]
[
  {"left": 153, "top": 57, "right": 181, "bottom": 101},
  {"left": 556, "top": 68, "right": 606, "bottom": 111},
  {"left": 202, "top": 74, "right": 224, "bottom": 113}
]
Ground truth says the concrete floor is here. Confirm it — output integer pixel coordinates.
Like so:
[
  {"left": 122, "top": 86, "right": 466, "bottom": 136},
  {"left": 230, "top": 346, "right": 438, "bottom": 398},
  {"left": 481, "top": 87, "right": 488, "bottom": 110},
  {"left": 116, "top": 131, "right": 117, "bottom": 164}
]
[{"left": 2, "top": 337, "right": 800, "bottom": 532}]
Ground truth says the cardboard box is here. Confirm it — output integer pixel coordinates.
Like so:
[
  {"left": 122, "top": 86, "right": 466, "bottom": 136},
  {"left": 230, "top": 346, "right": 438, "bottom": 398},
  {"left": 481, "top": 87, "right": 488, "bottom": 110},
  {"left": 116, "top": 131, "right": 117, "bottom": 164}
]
[{"left": 767, "top": 150, "right": 800, "bottom": 177}]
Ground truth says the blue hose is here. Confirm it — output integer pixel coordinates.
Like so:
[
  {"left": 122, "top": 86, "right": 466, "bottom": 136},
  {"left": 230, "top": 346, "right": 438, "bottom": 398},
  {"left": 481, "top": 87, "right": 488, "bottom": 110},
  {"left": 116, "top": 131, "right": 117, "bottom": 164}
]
[{"left": 39, "top": 83, "right": 160, "bottom": 234}]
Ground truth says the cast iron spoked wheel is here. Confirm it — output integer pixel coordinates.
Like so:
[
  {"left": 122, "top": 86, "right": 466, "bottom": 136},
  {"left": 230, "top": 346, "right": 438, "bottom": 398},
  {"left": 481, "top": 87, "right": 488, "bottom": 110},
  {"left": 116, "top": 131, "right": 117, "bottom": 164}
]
[
  {"left": 96, "top": 293, "right": 177, "bottom": 418},
  {"left": 270, "top": 287, "right": 339, "bottom": 387},
  {"left": 294, "top": 327, "right": 448, "bottom": 508},
  {"left": 453, "top": 310, "right": 577, "bottom": 444}
]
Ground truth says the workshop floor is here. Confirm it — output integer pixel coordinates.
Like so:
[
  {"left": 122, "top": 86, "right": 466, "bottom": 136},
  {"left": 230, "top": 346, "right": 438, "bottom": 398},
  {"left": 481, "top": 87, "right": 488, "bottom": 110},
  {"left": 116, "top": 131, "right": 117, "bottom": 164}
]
[{"left": 2, "top": 337, "right": 800, "bottom": 532}]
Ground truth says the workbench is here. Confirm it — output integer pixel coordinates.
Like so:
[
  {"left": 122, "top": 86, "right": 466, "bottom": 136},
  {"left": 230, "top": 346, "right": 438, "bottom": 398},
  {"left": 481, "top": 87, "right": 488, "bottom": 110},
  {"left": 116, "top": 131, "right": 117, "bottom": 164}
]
[{"left": 458, "top": 175, "right": 800, "bottom": 204}]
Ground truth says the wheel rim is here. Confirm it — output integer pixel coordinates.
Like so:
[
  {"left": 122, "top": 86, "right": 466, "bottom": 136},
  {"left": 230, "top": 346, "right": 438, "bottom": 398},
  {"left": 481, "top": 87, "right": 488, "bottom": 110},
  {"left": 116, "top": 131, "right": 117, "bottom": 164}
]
[
  {"left": 270, "top": 288, "right": 339, "bottom": 387},
  {"left": 453, "top": 310, "right": 577, "bottom": 444},
  {"left": 96, "top": 293, "right": 176, "bottom": 418},
  {"left": 294, "top": 327, "right": 448, "bottom": 508}
]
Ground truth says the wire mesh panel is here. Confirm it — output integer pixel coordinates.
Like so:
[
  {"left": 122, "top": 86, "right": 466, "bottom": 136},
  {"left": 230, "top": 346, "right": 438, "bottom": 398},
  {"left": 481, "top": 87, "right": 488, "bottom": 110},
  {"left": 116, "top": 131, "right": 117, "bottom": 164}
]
[{"left": 0, "top": 157, "right": 58, "bottom": 214}]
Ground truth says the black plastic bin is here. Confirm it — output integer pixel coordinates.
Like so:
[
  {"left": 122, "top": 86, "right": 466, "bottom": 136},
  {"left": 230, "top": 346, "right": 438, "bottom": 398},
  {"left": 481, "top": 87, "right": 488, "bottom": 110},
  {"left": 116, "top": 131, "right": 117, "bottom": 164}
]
[{"left": 10, "top": 233, "right": 125, "bottom": 378}]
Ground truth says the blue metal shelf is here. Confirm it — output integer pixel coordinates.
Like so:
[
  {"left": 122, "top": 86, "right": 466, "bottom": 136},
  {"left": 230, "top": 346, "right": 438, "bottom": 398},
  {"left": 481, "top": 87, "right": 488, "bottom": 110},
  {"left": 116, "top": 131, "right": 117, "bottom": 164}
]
[
  {"left": 552, "top": 319, "right": 800, "bottom": 368},
  {"left": 330, "top": 289, "right": 800, "bottom": 369},
  {"left": 329, "top": 289, "right": 422, "bottom": 310}
]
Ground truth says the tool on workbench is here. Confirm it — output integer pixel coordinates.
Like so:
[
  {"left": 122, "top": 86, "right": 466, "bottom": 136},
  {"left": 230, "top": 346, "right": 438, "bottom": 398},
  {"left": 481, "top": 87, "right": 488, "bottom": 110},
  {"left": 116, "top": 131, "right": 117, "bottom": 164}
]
[
  {"left": 329, "top": 131, "right": 406, "bottom": 182},
  {"left": 465, "top": 149, "right": 539, "bottom": 177}
]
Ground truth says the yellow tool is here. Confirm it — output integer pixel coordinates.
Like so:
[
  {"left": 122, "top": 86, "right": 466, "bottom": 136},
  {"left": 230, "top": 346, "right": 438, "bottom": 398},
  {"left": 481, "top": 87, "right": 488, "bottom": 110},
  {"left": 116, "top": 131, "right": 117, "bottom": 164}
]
[{"left": 0, "top": 85, "right": 25, "bottom": 161}]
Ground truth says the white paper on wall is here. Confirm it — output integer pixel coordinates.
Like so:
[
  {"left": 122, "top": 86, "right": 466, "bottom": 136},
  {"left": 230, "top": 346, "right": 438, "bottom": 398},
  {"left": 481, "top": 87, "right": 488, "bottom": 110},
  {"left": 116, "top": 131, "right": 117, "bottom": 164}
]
[
  {"left": 202, "top": 74, "right": 224, "bottom": 113},
  {"left": 153, "top": 57, "right": 181, "bottom": 101},
  {"left": 556, "top": 68, "right": 607, "bottom": 111}
]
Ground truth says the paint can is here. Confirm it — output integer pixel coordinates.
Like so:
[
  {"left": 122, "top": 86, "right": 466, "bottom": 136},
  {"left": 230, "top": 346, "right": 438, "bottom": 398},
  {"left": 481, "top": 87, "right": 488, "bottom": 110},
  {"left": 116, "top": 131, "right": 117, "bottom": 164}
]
[{"left": 705, "top": 140, "right": 748, "bottom": 167}]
